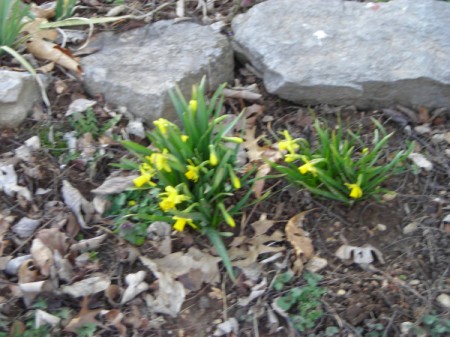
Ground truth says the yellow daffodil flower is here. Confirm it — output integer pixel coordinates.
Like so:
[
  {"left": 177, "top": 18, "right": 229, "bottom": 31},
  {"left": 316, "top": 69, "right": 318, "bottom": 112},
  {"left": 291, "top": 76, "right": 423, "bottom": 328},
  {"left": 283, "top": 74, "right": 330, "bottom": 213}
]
[
  {"left": 189, "top": 99, "right": 198, "bottom": 112},
  {"left": 153, "top": 118, "right": 174, "bottom": 135},
  {"left": 345, "top": 183, "right": 363, "bottom": 199},
  {"left": 284, "top": 153, "right": 301, "bottom": 163},
  {"left": 299, "top": 156, "right": 318, "bottom": 176},
  {"left": 181, "top": 135, "right": 189, "bottom": 142},
  {"left": 185, "top": 161, "right": 200, "bottom": 182},
  {"left": 279, "top": 130, "right": 300, "bottom": 154},
  {"left": 133, "top": 174, "right": 151, "bottom": 188},
  {"left": 173, "top": 216, "right": 196, "bottom": 231},
  {"left": 158, "top": 186, "right": 190, "bottom": 211},
  {"left": 149, "top": 149, "right": 172, "bottom": 172},
  {"left": 209, "top": 144, "right": 219, "bottom": 166},
  {"left": 139, "top": 162, "right": 153, "bottom": 174}
]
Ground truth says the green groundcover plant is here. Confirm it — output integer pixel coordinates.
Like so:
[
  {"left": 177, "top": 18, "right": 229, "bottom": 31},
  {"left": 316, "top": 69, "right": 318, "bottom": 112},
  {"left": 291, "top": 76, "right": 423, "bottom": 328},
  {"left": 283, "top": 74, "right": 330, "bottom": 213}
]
[
  {"left": 270, "top": 116, "right": 413, "bottom": 204},
  {"left": 119, "top": 78, "right": 254, "bottom": 280},
  {"left": 56, "top": 0, "right": 78, "bottom": 21},
  {"left": 0, "top": 0, "right": 30, "bottom": 51}
]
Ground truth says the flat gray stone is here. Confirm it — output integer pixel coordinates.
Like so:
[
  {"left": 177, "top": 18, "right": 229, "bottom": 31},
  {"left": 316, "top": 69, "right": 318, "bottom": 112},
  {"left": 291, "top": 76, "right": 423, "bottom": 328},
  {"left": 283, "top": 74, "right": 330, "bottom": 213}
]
[
  {"left": 0, "top": 70, "right": 41, "bottom": 128},
  {"left": 232, "top": 0, "right": 450, "bottom": 109},
  {"left": 81, "top": 20, "right": 234, "bottom": 123}
]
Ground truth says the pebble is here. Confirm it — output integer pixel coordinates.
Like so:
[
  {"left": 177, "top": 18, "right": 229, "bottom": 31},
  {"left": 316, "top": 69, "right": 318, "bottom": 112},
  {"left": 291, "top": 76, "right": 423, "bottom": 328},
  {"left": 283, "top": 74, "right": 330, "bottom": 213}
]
[
  {"left": 409, "top": 279, "right": 420, "bottom": 286},
  {"left": 414, "top": 124, "right": 431, "bottom": 135},
  {"left": 431, "top": 133, "right": 446, "bottom": 144},
  {"left": 336, "top": 289, "right": 346, "bottom": 296},
  {"left": 403, "top": 222, "right": 419, "bottom": 234},
  {"left": 375, "top": 224, "right": 387, "bottom": 231},
  {"left": 436, "top": 293, "right": 450, "bottom": 308},
  {"left": 305, "top": 256, "right": 328, "bottom": 273},
  {"left": 445, "top": 132, "right": 450, "bottom": 144}
]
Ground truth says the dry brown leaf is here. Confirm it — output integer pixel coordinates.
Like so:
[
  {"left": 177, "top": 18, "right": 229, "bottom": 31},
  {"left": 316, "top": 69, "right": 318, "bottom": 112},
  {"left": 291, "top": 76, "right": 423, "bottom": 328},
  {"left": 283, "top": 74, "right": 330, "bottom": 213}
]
[
  {"left": 121, "top": 271, "right": 149, "bottom": 304},
  {"left": 53, "top": 250, "right": 74, "bottom": 283},
  {"left": 30, "top": 238, "right": 53, "bottom": 277},
  {"left": 30, "top": 3, "right": 56, "bottom": 19},
  {"left": 61, "top": 274, "right": 111, "bottom": 297},
  {"left": 64, "top": 296, "right": 102, "bottom": 333},
  {"left": 145, "top": 272, "right": 186, "bottom": 317},
  {"left": 19, "top": 280, "right": 54, "bottom": 307},
  {"left": 35, "top": 309, "right": 61, "bottom": 328},
  {"left": 36, "top": 228, "right": 68, "bottom": 254},
  {"left": 285, "top": 212, "right": 314, "bottom": 275},
  {"left": 250, "top": 213, "right": 275, "bottom": 237},
  {"left": 253, "top": 163, "right": 271, "bottom": 198},
  {"left": 103, "top": 309, "right": 127, "bottom": 337},
  {"left": 223, "top": 88, "right": 262, "bottom": 101},
  {"left": 139, "top": 256, "right": 186, "bottom": 317},
  {"left": 91, "top": 175, "right": 138, "bottom": 195},
  {"left": 105, "top": 284, "right": 123, "bottom": 306},
  {"left": 18, "top": 259, "right": 40, "bottom": 283},
  {"left": 62, "top": 180, "right": 94, "bottom": 229},
  {"left": 26, "top": 38, "right": 82, "bottom": 75},
  {"left": 70, "top": 234, "right": 107, "bottom": 253}
]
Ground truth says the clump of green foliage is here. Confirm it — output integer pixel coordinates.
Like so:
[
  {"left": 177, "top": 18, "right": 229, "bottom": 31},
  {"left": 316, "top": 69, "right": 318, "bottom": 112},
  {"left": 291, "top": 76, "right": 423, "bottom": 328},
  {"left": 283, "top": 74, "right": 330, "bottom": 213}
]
[
  {"left": 273, "top": 271, "right": 327, "bottom": 333},
  {"left": 68, "top": 107, "right": 120, "bottom": 140},
  {"left": 0, "top": 0, "right": 31, "bottom": 52},
  {"left": 119, "top": 78, "right": 254, "bottom": 280},
  {"left": 55, "top": 0, "right": 78, "bottom": 20},
  {"left": 106, "top": 189, "right": 161, "bottom": 246},
  {"left": 270, "top": 116, "right": 413, "bottom": 204}
]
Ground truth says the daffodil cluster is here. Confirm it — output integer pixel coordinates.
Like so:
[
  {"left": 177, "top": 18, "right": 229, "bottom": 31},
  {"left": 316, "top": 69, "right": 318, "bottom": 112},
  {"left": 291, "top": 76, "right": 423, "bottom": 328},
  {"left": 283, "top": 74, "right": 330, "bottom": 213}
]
[
  {"left": 270, "top": 118, "right": 412, "bottom": 204},
  {"left": 121, "top": 78, "right": 254, "bottom": 280}
]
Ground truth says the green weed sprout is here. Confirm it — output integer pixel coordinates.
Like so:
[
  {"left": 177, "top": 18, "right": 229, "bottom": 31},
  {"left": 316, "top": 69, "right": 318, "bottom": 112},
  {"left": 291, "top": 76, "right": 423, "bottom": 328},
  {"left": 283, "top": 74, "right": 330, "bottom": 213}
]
[
  {"left": 270, "top": 117, "right": 413, "bottom": 204},
  {"left": 56, "top": 0, "right": 77, "bottom": 20},
  {"left": 121, "top": 78, "right": 254, "bottom": 281},
  {"left": 0, "top": 0, "right": 30, "bottom": 51},
  {"left": 274, "top": 272, "right": 327, "bottom": 333}
]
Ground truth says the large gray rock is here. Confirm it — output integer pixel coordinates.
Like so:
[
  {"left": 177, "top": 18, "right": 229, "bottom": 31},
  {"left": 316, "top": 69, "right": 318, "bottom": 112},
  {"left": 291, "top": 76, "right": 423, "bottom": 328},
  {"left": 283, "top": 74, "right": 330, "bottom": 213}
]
[
  {"left": 0, "top": 70, "right": 42, "bottom": 128},
  {"left": 232, "top": 0, "right": 450, "bottom": 109},
  {"left": 81, "top": 20, "right": 234, "bottom": 123}
]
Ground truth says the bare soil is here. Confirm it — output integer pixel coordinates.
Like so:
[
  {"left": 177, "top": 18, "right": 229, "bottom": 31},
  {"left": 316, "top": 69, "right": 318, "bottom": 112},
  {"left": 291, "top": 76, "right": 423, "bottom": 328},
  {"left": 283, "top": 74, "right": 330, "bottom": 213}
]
[{"left": 1, "top": 1, "right": 449, "bottom": 337}]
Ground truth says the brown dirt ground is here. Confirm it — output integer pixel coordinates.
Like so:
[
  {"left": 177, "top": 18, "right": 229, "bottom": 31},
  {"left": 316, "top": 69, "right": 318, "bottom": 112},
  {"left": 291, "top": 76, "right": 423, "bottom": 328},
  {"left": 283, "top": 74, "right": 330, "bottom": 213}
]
[{"left": 1, "top": 1, "right": 449, "bottom": 337}]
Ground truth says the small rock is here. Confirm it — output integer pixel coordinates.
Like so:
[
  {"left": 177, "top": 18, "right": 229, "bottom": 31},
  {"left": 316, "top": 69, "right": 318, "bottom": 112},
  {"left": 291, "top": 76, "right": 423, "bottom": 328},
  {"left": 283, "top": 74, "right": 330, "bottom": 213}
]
[
  {"left": 400, "top": 322, "right": 426, "bottom": 337},
  {"left": 403, "top": 222, "right": 419, "bottom": 234},
  {"left": 232, "top": 0, "right": 450, "bottom": 109},
  {"left": 408, "top": 153, "right": 433, "bottom": 171},
  {"left": 409, "top": 279, "right": 420, "bottom": 286},
  {"left": 375, "top": 224, "right": 387, "bottom": 231},
  {"left": 336, "top": 289, "right": 346, "bottom": 296},
  {"left": 436, "top": 293, "right": 450, "bottom": 308},
  {"left": 305, "top": 256, "right": 328, "bottom": 273},
  {"left": 81, "top": 20, "right": 233, "bottom": 123},
  {"left": 414, "top": 124, "right": 431, "bottom": 135},
  {"left": 445, "top": 149, "right": 450, "bottom": 158},
  {"left": 431, "top": 133, "right": 446, "bottom": 144},
  {"left": 444, "top": 132, "right": 450, "bottom": 144},
  {"left": 0, "top": 70, "right": 46, "bottom": 128}
]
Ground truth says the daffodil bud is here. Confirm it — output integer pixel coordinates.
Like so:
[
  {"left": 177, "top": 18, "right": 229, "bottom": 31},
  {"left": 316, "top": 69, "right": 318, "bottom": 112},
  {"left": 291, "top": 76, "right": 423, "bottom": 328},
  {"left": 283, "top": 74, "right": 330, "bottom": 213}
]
[
  {"left": 222, "top": 136, "right": 244, "bottom": 144},
  {"left": 218, "top": 203, "right": 236, "bottom": 228},
  {"left": 209, "top": 144, "right": 219, "bottom": 166},
  {"left": 227, "top": 165, "right": 241, "bottom": 189},
  {"left": 189, "top": 100, "right": 198, "bottom": 112}
]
